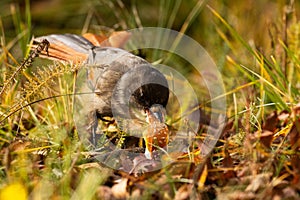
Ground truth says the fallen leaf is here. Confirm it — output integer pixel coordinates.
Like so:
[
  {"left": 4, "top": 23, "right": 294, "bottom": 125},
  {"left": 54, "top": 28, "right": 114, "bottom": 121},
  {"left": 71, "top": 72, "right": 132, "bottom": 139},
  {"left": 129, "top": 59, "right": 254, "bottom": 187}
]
[
  {"left": 222, "top": 148, "right": 236, "bottom": 179},
  {"left": 0, "top": 183, "right": 27, "bottom": 200},
  {"left": 263, "top": 111, "right": 278, "bottom": 132},
  {"left": 278, "top": 110, "right": 290, "bottom": 122},
  {"left": 288, "top": 121, "right": 300, "bottom": 149},
  {"left": 254, "top": 130, "right": 274, "bottom": 148},
  {"left": 83, "top": 31, "right": 131, "bottom": 48}
]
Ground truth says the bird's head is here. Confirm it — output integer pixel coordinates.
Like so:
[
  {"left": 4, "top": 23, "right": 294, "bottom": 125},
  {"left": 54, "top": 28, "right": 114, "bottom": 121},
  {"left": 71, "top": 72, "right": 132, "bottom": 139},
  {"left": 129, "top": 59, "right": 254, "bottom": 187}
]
[
  {"left": 111, "top": 64, "right": 169, "bottom": 124},
  {"left": 145, "top": 104, "right": 166, "bottom": 124},
  {"left": 111, "top": 64, "right": 169, "bottom": 159}
]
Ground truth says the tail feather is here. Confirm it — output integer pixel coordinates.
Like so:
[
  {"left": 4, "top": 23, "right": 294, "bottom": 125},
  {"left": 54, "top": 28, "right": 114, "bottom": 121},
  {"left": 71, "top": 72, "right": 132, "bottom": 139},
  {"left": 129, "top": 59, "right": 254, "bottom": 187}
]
[
  {"left": 32, "top": 34, "right": 90, "bottom": 63},
  {"left": 32, "top": 31, "right": 131, "bottom": 64}
]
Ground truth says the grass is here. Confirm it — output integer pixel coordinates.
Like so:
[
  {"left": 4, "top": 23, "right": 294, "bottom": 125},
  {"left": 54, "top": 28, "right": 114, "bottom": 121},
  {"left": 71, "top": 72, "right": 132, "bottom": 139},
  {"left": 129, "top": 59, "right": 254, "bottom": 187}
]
[{"left": 0, "top": 0, "right": 300, "bottom": 199}]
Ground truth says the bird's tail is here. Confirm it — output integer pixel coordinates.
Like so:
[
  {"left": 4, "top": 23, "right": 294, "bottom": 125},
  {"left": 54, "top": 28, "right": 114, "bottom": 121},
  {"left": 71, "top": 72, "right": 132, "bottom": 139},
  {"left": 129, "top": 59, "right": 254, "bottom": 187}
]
[{"left": 31, "top": 31, "right": 131, "bottom": 64}]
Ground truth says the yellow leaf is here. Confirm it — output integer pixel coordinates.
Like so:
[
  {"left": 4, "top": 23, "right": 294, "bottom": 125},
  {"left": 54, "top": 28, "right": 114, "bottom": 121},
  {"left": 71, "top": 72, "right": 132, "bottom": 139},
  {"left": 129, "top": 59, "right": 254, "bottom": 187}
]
[{"left": 0, "top": 183, "right": 27, "bottom": 200}]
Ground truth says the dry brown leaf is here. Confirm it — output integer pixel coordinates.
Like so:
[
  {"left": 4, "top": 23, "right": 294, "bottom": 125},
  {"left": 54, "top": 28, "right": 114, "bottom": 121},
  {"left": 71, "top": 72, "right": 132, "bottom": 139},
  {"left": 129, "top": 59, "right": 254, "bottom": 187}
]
[
  {"left": 291, "top": 154, "right": 300, "bottom": 190},
  {"left": 254, "top": 130, "right": 274, "bottom": 148},
  {"left": 263, "top": 111, "right": 278, "bottom": 132},
  {"left": 291, "top": 154, "right": 300, "bottom": 173},
  {"left": 288, "top": 121, "right": 300, "bottom": 149},
  {"left": 221, "top": 148, "right": 236, "bottom": 180},
  {"left": 108, "top": 31, "right": 132, "bottom": 48},
  {"left": 83, "top": 31, "right": 131, "bottom": 48},
  {"left": 82, "top": 33, "right": 107, "bottom": 46},
  {"left": 223, "top": 148, "right": 233, "bottom": 168},
  {"left": 221, "top": 120, "right": 234, "bottom": 139},
  {"left": 291, "top": 174, "right": 300, "bottom": 190},
  {"left": 278, "top": 110, "right": 290, "bottom": 122},
  {"left": 221, "top": 119, "right": 244, "bottom": 140}
]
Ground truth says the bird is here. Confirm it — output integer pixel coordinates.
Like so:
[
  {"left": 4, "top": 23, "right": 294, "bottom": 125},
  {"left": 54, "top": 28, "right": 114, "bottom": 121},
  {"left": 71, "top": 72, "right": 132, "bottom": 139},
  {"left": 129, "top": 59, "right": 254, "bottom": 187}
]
[{"left": 32, "top": 31, "right": 169, "bottom": 159}]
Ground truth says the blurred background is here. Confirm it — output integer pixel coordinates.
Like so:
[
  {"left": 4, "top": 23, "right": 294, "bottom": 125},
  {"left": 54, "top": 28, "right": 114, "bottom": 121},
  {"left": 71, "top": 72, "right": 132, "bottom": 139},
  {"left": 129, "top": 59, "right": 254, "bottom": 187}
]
[
  {"left": 1, "top": 0, "right": 299, "bottom": 63},
  {"left": 1, "top": 0, "right": 300, "bottom": 114}
]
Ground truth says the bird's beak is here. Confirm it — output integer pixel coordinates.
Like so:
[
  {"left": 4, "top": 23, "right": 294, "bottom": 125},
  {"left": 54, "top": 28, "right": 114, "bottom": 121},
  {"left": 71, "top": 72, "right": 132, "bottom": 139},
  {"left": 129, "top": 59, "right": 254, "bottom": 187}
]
[
  {"left": 146, "top": 104, "right": 166, "bottom": 124},
  {"left": 144, "top": 104, "right": 168, "bottom": 159}
]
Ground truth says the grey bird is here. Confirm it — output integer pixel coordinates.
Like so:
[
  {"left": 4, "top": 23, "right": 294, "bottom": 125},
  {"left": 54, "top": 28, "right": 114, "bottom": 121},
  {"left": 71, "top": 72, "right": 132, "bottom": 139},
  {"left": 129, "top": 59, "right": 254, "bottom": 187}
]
[{"left": 32, "top": 32, "right": 169, "bottom": 159}]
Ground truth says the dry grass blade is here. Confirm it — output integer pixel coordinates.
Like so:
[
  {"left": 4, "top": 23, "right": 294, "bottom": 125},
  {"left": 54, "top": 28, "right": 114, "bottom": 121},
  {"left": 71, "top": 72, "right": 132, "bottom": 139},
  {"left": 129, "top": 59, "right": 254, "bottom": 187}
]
[{"left": 0, "top": 39, "right": 49, "bottom": 96}]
